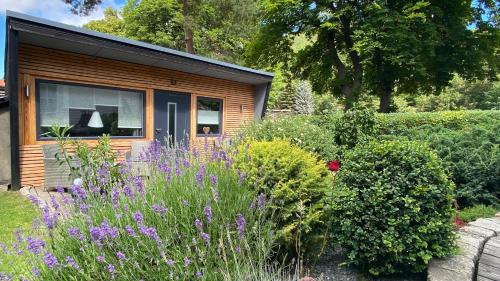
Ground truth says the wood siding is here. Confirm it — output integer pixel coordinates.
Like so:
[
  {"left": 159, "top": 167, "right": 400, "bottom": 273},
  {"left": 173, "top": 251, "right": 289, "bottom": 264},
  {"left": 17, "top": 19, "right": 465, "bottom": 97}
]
[{"left": 18, "top": 44, "right": 256, "bottom": 187}]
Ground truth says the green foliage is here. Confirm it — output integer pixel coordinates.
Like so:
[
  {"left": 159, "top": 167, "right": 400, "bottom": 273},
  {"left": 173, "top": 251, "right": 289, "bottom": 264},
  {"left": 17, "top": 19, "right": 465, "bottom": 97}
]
[
  {"left": 84, "top": 0, "right": 259, "bottom": 64},
  {"left": 331, "top": 141, "right": 456, "bottom": 275},
  {"left": 378, "top": 113, "right": 500, "bottom": 207},
  {"left": 47, "top": 125, "right": 121, "bottom": 189},
  {"left": 83, "top": 7, "right": 125, "bottom": 36},
  {"left": 242, "top": 116, "right": 340, "bottom": 160},
  {"left": 234, "top": 140, "right": 332, "bottom": 258},
  {"left": 458, "top": 205, "right": 499, "bottom": 222},
  {"left": 413, "top": 76, "right": 500, "bottom": 111},
  {"left": 333, "top": 107, "right": 377, "bottom": 149},
  {"left": 5, "top": 141, "right": 278, "bottom": 280}
]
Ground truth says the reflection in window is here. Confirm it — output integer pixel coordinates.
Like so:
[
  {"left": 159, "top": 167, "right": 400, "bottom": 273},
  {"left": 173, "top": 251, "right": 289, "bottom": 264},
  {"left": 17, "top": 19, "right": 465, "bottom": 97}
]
[
  {"left": 38, "top": 81, "right": 144, "bottom": 138},
  {"left": 197, "top": 97, "right": 222, "bottom": 135}
]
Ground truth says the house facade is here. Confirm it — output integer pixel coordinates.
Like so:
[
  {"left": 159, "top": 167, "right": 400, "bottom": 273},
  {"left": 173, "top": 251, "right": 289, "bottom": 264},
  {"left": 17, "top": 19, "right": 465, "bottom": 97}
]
[{"left": 3, "top": 11, "right": 273, "bottom": 190}]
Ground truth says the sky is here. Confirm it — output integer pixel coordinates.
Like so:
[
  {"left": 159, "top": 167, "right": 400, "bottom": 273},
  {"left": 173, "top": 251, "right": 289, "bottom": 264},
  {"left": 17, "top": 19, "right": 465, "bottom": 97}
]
[{"left": 0, "top": 0, "right": 126, "bottom": 78}]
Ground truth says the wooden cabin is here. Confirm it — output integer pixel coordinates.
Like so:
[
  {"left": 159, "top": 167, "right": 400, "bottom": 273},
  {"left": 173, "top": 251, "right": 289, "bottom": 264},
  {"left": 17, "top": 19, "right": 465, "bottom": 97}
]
[{"left": 3, "top": 11, "right": 273, "bottom": 190}]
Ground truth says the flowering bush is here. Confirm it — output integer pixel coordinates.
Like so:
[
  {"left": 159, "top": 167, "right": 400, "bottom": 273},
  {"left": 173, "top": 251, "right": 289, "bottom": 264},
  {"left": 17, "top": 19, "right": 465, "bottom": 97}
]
[
  {"left": 1, "top": 139, "right": 281, "bottom": 280},
  {"left": 234, "top": 140, "right": 332, "bottom": 259},
  {"left": 330, "top": 140, "right": 456, "bottom": 275}
]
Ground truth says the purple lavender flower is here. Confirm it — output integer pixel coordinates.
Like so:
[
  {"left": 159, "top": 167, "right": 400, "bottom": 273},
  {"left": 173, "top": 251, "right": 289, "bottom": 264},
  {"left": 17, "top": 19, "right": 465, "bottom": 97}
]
[
  {"left": 195, "top": 165, "right": 206, "bottom": 185},
  {"left": 183, "top": 158, "right": 190, "bottom": 168},
  {"left": 151, "top": 204, "right": 168, "bottom": 217},
  {"left": 79, "top": 203, "right": 89, "bottom": 214},
  {"left": 182, "top": 199, "right": 189, "bottom": 206},
  {"left": 200, "top": 232, "right": 210, "bottom": 245},
  {"left": 42, "top": 206, "right": 57, "bottom": 230},
  {"left": 31, "top": 267, "right": 40, "bottom": 276},
  {"left": 116, "top": 252, "right": 125, "bottom": 260},
  {"left": 139, "top": 225, "right": 160, "bottom": 242},
  {"left": 27, "top": 194, "right": 41, "bottom": 206},
  {"left": 166, "top": 259, "right": 174, "bottom": 266},
  {"left": 89, "top": 227, "right": 103, "bottom": 242},
  {"left": 66, "top": 256, "right": 79, "bottom": 269},
  {"left": 133, "top": 211, "right": 144, "bottom": 224},
  {"left": 196, "top": 271, "right": 203, "bottom": 278},
  {"left": 194, "top": 218, "right": 203, "bottom": 230},
  {"left": 97, "top": 163, "right": 110, "bottom": 185},
  {"left": 134, "top": 176, "right": 145, "bottom": 196},
  {"left": 96, "top": 256, "right": 105, "bottom": 263},
  {"left": 111, "top": 187, "right": 119, "bottom": 209},
  {"left": 213, "top": 190, "right": 220, "bottom": 202},
  {"left": 107, "top": 263, "right": 115, "bottom": 274},
  {"left": 50, "top": 196, "right": 60, "bottom": 211},
  {"left": 43, "top": 252, "right": 59, "bottom": 269},
  {"left": 209, "top": 174, "right": 218, "bottom": 186},
  {"left": 123, "top": 204, "right": 129, "bottom": 212},
  {"left": 236, "top": 214, "right": 245, "bottom": 238},
  {"left": 72, "top": 184, "right": 87, "bottom": 200},
  {"left": 125, "top": 225, "right": 136, "bottom": 237},
  {"left": 235, "top": 246, "right": 241, "bottom": 254},
  {"left": 258, "top": 193, "right": 266, "bottom": 210},
  {"left": 123, "top": 184, "right": 134, "bottom": 199},
  {"left": 204, "top": 205, "right": 212, "bottom": 223},
  {"left": 26, "top": 236, "right": 45, "bottom": 254},
  {"left": 184, "top": 257, "right": 191, "bottom": 266},
  {"left": 236, "top": 169, "right": 246, "bottom": 183}
]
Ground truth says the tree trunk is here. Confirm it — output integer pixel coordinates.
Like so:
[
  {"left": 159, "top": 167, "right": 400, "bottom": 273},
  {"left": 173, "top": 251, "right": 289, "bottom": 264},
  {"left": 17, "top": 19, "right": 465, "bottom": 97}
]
[
  {"left": 182, "top": 0, "right": 195, "bottom": 54},
  {"left": 378, "top": 82, "right": 393, "bottom": 113}
]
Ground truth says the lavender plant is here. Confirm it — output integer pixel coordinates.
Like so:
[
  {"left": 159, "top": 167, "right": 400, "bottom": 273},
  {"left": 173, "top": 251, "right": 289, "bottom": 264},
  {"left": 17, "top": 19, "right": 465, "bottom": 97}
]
[{"left": 1, "top": 138, "right": 283, "bottom": 280}]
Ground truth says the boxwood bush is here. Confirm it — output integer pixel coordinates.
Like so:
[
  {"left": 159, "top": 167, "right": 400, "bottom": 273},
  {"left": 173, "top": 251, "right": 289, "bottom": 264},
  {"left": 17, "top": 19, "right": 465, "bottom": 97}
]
[
  {"left": 330, "top": 140, "right": 456, "bottom": 275},
  {"left": 234, "top": 140, "right": 332, "bottom": 258}
]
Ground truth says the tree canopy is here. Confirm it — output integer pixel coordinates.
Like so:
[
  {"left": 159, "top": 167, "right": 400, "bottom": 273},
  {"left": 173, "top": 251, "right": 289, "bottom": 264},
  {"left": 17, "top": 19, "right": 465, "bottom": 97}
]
[{"left": 245, "top": 0, "right": 499, "bottom": 111}]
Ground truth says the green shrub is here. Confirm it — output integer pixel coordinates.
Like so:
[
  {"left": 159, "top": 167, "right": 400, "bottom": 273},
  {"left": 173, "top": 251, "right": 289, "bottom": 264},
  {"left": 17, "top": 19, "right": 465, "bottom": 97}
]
[
  {"left": 458, "top": 205, "right": 499, "bottom": 222},
  {"left": 330, "top": 140, "right": 456, "bottom": 275},
  {"left": 234, "top": 140, "right": 332, "bottom": 258},
  {"left": 243, "top": 116, "right": 340, "bottom": 160},
  {"left": 333, "top": 107, "right": 377, "bottom": 149}
]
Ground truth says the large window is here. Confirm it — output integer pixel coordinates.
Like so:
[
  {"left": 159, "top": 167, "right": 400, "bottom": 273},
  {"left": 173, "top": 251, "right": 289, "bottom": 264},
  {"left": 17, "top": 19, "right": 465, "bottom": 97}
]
[
  {"left": 196, "top": 97, "right": 222, "bottom": 135},
  {"left": 37, "top": 80, "right": 144, "bottom": 138}
]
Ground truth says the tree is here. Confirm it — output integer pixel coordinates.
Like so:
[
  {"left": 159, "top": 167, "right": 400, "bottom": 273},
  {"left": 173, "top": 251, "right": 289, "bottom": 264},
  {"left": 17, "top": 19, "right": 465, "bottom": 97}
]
[
  {"left": 83, "top": 0, "right": 259, "bottom": 64},
  {"left": 83, "top": 8, "right": 124, "bottom": 36},
  {"left": 63, "top": 0, "right": 102, "bottom": 15},
  {"left": 294, "top": 80, "right": 315, "bottom": 114},
  {"left": 246, "top": 0, "right": 499, "bottom": 112}
]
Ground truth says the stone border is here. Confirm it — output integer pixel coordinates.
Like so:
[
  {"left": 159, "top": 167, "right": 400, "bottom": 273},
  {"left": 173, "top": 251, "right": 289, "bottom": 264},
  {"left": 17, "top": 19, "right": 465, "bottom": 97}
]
[{"left": 427, "top": 213, "right": 500, "bottom": 281}]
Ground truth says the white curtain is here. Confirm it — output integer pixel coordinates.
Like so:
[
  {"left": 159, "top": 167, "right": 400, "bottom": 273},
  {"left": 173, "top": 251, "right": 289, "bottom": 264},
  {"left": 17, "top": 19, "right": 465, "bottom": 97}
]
[
  {"left": 118, "top": 90, "right": 143, "bottom": 129},
  {"left": 39, "top": 83, "right": 69, "bottom": 127},
  {"left": 39, "top": 82, "right": 143, "bottom": 129},
  {"left": 198, "top": 110, "right": 219, "bottom": 125}
]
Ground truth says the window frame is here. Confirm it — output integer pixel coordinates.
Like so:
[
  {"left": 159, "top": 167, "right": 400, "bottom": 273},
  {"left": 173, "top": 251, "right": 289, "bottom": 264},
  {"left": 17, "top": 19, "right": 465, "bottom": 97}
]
[
  {"left": 196, "top": 96, "right": 223, "bottom": 137},
  {"left": 35, "top": 79, "right": 147, "bottom": 140}
]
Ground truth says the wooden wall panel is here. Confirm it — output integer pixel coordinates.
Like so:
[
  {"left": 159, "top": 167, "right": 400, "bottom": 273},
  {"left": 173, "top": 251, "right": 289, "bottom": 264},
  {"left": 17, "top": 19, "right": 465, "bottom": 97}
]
[{"left": 17, "top": 44, "right": 256, "bottom": 187}]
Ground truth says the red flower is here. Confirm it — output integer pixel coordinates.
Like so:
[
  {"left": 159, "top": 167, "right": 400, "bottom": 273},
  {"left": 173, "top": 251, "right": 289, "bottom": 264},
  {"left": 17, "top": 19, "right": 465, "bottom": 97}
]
[{"left": 327, "top": 160, "right": 340, "bottom": 172}]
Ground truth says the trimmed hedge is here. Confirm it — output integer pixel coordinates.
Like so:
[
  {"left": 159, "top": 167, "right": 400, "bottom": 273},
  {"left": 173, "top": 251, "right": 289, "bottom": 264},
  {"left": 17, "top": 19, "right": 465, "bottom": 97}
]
[{"left": 330, "top": 140, "right": 456, "bottom": 275}]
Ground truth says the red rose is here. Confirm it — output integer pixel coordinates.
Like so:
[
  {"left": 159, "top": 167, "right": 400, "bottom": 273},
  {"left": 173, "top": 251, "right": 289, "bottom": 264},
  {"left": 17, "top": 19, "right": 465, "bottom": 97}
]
[{"left": 327, "top": 160, "right": 340, "bottom": 172}]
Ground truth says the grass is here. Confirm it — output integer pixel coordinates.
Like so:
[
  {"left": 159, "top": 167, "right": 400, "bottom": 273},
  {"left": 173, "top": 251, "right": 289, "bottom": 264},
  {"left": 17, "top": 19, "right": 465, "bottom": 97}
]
[
  {"left": 458, "top": 205, "right": 499, "bottom": 223},
  {"left": 0, "top": 191, "right": 39, "bottom": 274}
]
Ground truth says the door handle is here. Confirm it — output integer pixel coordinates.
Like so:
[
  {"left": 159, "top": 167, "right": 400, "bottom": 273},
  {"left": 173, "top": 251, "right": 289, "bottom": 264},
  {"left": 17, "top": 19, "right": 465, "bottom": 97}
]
[{"left": 155, "top": 128, "right": 162, "bottom": 133}]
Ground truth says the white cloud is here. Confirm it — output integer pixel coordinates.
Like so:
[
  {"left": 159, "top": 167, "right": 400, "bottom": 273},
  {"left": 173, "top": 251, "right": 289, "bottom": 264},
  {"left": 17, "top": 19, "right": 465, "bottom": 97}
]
[{"left": 0, "top": 0, "right": 121, "bottom": 27}]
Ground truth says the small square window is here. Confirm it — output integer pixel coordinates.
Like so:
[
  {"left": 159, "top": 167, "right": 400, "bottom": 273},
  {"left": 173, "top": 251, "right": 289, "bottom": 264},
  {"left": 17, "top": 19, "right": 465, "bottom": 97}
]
[{"left": 197, "top": 97, "right": 222, "bottom": 135}]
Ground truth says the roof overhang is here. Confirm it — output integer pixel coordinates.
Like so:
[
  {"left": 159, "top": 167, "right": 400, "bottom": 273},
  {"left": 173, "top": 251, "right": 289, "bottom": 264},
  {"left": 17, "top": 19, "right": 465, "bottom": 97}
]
[{"left": 6, "top": 10, "right": 274, "bottom": 85}]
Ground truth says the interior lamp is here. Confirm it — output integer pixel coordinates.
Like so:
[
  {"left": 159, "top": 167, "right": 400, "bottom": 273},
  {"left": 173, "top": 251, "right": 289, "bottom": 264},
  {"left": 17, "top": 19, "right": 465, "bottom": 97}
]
[{"left": 87, "top": 111, "right": 103, "bottom": 128}]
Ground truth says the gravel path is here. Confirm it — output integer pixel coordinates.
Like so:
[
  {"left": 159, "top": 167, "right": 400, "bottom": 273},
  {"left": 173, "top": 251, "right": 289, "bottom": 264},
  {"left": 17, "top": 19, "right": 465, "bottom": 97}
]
[{"left": 311, "top": 245, "right": 425, "bottom": 281}]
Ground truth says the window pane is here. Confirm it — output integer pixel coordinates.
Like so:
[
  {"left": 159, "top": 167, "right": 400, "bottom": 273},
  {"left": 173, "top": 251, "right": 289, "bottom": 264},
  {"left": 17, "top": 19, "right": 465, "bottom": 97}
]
[
  {"left": 168, "top": 103, "right": 176, "bottom": 140},
  {"left": 197, "top": 98, "right": 222, "bottom": 135},
  {"left": 38, "top": 81, "right": 144, "bottom": 138}
]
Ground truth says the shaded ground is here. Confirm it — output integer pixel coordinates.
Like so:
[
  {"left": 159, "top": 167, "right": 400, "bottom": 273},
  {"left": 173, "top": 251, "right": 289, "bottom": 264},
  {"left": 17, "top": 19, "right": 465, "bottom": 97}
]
[{"left": 312, "top": 245, "right": 426, "bottom": 281}]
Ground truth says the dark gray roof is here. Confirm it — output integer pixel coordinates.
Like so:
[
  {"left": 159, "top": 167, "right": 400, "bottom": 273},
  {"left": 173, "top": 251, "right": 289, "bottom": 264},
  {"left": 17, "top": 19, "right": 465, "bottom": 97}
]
[{"left": 6, "top": 10, "right": 273, "bottom": 85}]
